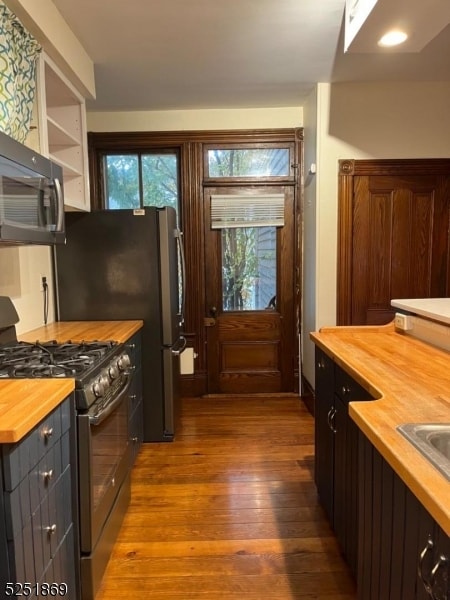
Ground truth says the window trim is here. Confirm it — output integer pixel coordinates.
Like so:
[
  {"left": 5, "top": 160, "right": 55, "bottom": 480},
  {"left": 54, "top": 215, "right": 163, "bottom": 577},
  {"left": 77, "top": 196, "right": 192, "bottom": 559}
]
[
  {"left": 101, "top": 150, "right": 180, "bottom": 211},
  {"left": 203, "top": 142, "right": 296, "bottom": 184}
]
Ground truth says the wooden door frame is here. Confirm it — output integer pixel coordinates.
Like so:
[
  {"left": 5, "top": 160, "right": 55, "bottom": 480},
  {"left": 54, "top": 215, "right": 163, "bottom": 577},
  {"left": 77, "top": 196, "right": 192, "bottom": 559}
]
[
  {"left": 203, "top": 185, "right": 296, "bottom": 394},
  {"left": 337, "top": 158, "right": 450, "bottom": 325}
]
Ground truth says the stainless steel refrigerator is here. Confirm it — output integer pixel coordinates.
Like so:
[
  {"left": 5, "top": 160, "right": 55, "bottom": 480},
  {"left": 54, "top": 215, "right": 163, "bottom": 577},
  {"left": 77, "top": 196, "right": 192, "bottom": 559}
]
[{"left": 53, "top": 206, "right": 185, "bottom": 442}]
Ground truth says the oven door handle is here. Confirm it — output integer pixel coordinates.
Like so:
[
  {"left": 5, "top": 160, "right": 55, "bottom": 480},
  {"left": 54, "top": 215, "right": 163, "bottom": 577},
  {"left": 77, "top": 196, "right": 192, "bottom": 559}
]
[{"left": 88, "top": 375, "right": 132, "bottom": 426}]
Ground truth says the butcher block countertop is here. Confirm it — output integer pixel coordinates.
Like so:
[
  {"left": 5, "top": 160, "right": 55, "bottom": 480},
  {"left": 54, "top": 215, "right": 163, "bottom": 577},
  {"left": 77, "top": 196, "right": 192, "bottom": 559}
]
[
  {"left": 19, "top": 320, "right": 144, "bottom": 345},
  {"left": 311, "top": 322, "right": 450, "bottom": 536},
  {"left": 0, "top": 320, "right": 143, "bottom": 444}
]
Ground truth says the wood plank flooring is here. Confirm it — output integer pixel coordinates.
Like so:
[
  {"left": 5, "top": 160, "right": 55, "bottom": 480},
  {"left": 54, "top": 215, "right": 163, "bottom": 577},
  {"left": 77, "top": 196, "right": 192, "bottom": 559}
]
[{"left": 95, "top": 396, "right": 356, "bottom": 599}]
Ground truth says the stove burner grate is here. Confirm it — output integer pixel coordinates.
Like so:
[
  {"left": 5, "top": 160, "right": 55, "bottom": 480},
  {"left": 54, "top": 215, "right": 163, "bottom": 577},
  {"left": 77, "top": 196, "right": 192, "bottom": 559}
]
[{"left": 0, "top": 339, "right": 118, "bottom": 380}]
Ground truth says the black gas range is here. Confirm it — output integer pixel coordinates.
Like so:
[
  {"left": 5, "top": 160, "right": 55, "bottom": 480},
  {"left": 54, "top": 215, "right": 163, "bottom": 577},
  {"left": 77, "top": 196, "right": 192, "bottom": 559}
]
[{"left": 0, "top": 338, "right": 131, "bottom": 409}]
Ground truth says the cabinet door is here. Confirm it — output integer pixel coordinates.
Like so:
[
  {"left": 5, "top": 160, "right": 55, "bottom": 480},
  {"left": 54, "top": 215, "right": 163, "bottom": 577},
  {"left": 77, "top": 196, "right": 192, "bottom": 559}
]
[
  {"left": 314, "top": 348, "right": 335, "bottom": 523},
  {"left": 126, "top": 332, "right": 144, "bottom": 465},
  {"left": 358, "top": 431, "right": 450, "bottom": 600},
  {"left": 334, "top": 393, "right": 359, "bottom": 577},
  {"left": 434, "top": 527, "right": 450, "bottom": 600},
  {"left": 417, "top": 522, "right": 450, "bottom": 600},
  {"left": 37, "top": 53, "right": 90, "bottom": 211}
]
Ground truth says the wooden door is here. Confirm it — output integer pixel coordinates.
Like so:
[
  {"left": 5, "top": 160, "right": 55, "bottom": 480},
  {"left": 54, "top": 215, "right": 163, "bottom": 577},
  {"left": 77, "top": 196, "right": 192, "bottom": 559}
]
[
  {"left": 338, "top": 159, "right": 450, "bottom": 325},
  {"left": 204, "top": 186, "right": 296, "bottom": 394}
]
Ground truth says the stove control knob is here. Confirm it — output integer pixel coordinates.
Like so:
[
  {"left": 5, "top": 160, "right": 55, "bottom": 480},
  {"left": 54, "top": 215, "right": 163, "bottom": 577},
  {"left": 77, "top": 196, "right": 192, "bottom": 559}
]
[
  {"left": 109, "top": 364, "right": 119, "bottom": 380},
  {"left": 100, "top": 373, "right": 110, "bottom": 390},
  {"left": 117, "top": 353, "right": 131, "bottom": 371},
  {"left": 92, "top": 378, "right": 105, "bottom": 398}
]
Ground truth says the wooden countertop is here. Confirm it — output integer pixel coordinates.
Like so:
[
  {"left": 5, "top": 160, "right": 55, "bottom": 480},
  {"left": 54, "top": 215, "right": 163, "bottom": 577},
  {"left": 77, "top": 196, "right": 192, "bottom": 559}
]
[
  {"left": 0, "top": 379, "right": 75, "bottom": 444},
  {"left": 0, "top": 320, "right": 143, "bottom": 444},
  {"left": 311, "top": 322, "right": 450, "bottom": 536},
  {"left": 19, "top": 320, "right": 144, "bottom": 344}
]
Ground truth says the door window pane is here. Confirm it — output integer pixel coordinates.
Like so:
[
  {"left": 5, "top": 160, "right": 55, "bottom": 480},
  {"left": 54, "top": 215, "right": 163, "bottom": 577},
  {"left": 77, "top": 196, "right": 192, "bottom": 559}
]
[
  {"left": 221, "top": 227, "right": 276, "bottom": 311},
  {"left": 104, "top": 153, "right": 179, "bottom": 214},
  {"left": 208, "top": 148, "right": 290, "bottom": 178}
]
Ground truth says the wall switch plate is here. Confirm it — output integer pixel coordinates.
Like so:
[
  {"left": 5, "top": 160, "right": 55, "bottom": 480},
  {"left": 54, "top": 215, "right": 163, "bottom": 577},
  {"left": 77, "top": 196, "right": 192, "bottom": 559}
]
[{"left": 394, "top": 312, "right": 412, "bottom": 331}]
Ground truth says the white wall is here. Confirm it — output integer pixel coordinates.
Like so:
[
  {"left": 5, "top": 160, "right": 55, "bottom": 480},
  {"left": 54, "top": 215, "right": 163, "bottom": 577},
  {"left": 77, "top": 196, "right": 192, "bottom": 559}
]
[
  {"left": 302, "top": 81, "right": 450, "bottom": 387},
  {"left": 0, "top": 246, "right": 55, "bottom": 334},
  {"left": 302, "top": 88, "right": 318, "bottom": 391},
  {"left": 87, "top": 107, "right": 303, "bottom": 131}
]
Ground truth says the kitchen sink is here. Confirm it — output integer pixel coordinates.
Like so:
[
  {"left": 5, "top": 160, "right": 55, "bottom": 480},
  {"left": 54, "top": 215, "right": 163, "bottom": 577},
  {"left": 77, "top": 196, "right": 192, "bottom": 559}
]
[{"left": 397, "top": 423, "right": 450, "bottom": 481}]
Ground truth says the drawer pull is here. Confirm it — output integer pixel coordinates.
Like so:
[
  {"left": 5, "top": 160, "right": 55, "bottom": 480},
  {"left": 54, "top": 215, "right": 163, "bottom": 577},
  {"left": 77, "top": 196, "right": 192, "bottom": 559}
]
[
  {"left": 317, "top": 359, "right": 325, "bottom": 369},
  {"left": 431, "top": 554, "right": 448, "bottom": 598},
  {"left": 45, "top": 524, "right": 57, "bottom": 535},
  {"left": 341, "top": 385, "right": 351, "bottom": 395},
  {"left": 327, "top": 407, "right": 337, "bottom": 434},
  {"left": 418, "top": 536, "right": 434, "bottom": 592},
  {"left": 42, "top": 427, "right": 54, "bottom": 440},
  {"left": 43, "top": 469, "right": 54, "bottom": 482}
]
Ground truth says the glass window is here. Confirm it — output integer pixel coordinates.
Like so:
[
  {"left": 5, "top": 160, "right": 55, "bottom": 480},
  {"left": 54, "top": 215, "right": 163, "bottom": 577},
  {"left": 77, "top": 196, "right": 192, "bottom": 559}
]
[
  {"left": 105, "top": 155, "right": 140, "bottom": 209},
  {"left": 221, "top": 226, "right": 276, "bottom": 311},
  {"left": 208, "top": 148, "right": 290, "bottom": 178},
  {"left": 104, "top": 153, "right": 179, "bottom": 213}
]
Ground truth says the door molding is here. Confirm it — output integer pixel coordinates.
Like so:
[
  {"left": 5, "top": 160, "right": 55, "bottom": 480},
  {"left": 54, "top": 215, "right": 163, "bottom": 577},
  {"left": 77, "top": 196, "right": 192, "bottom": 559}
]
[{"left": 337, "top": 158, "right": 450, "bottom": 325}]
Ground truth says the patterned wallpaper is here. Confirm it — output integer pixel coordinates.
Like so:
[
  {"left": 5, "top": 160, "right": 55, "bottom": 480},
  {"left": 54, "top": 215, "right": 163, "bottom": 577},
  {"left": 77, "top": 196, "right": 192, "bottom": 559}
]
[{"left": 0, "top": 1, "right": 40, "bottom": 143}]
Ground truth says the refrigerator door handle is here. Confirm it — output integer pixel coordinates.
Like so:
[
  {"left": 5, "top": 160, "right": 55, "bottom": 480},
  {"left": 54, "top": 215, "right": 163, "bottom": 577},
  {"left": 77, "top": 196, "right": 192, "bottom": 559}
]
[
  {"left": 171, "top": 336, "right": 187, "bottom": 355},
  {"left": 175, "top": 229, "right": 186, "bottom": 326}
]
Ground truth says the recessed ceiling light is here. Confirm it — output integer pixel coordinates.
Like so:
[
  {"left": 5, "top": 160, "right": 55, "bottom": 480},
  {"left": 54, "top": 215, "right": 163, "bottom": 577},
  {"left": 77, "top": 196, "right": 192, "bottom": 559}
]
[{"left": 378, "top": 30, "right": 408, "bottom": 47}]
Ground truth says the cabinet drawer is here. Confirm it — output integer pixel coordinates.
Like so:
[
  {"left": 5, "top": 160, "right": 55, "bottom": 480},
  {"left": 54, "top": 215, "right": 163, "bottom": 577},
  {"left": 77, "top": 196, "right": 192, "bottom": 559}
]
[
  {"left": 32, "top": 465, "right": 72, "bottom": 580},
  {"left": 2, "top": 398, "right": 70, "bottom": 491},
  {"left": 335, "top": 366, "right": 373, "bottom": 404},
  {"left": 29, "top": 432, "right": 70, "bottom": 515}
]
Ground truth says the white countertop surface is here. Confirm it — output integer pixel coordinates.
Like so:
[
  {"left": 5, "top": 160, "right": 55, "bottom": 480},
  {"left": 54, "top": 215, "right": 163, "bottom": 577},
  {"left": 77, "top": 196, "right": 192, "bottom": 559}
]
[{"left": 391, "top": 298, "right": 450, "bottom": 324}]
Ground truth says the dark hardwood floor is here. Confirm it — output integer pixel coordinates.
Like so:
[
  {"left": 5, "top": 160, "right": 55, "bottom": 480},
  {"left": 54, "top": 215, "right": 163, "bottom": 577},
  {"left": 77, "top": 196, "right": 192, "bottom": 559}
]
[{"left": 96, "top": 395, "right": 356, "bottom": 599}]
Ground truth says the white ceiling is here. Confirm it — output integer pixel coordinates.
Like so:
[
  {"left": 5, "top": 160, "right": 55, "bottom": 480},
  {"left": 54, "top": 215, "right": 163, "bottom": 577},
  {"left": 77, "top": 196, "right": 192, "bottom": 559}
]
[{"left": 51, "top": 0, "right": 450, "bottom": 112}]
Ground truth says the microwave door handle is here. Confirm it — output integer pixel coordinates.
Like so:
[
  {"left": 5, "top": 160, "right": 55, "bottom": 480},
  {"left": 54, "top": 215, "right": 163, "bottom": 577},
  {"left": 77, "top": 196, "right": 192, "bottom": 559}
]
[{"left": 54, "top": 178, "right": 64, "bottom": 232}]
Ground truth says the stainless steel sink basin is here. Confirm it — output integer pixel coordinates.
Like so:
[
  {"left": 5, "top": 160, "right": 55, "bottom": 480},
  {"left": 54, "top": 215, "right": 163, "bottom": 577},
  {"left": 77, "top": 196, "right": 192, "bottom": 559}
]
[{"left": 397, "top": 423, "right": 450, "bottom": 481}]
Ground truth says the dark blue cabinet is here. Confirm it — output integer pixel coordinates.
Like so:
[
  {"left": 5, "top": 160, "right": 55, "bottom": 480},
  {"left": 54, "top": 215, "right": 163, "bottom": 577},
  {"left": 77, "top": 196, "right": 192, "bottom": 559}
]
[
  {"left": 126, "top": 331, "right": 144, "bottom": 465},
  {"left": 0, "top": 395, "right": 79, "bottom": 599}
]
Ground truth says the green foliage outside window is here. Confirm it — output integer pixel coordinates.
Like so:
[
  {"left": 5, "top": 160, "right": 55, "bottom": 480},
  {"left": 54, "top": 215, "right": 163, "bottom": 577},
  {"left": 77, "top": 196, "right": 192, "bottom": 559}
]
[
  {"left": 208, "top": 148, "right": 290, "bottom": 178},
  {"left": 105, "top": 153, "right": 178, "bottom": 212}
]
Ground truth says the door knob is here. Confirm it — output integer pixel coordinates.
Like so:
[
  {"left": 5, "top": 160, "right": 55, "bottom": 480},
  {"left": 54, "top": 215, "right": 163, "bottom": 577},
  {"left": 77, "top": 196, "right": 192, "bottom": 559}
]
[{"left": 210, "top": 306, "right": 217, "bottom": 317}]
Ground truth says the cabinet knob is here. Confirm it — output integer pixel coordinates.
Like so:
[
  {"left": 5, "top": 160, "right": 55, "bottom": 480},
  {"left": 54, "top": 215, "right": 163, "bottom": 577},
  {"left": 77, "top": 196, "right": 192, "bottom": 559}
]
[
  {"left": 45, "top": 524, "right": 57, "bottom": 535},
  {"left": 131, "top": 436, "right": 138, "bottom": 443},
  {"left": 341, "top": 385, "right": 351, "bottom": 395},
  {"left": 43, "top": 469, "right": 54, "bottom": 482},
  {"left": 318, "top": 359, "right": 325, "bottom": 369},
  {"left": 42, "top": 426, "right": 53, "bottom": 440}
]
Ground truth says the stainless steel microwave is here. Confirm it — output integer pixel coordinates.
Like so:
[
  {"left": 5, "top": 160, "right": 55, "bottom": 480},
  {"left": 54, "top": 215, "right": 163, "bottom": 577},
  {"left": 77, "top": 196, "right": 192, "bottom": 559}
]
[{"left": 0, "top": 130, "right": 65, "bottom": 245}]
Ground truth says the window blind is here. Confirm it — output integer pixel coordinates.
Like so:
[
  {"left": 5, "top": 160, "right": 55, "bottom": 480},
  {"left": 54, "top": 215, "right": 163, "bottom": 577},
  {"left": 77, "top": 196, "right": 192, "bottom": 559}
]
[{"left": 210, "top": 194, "right": 285, "bottom": 229}]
